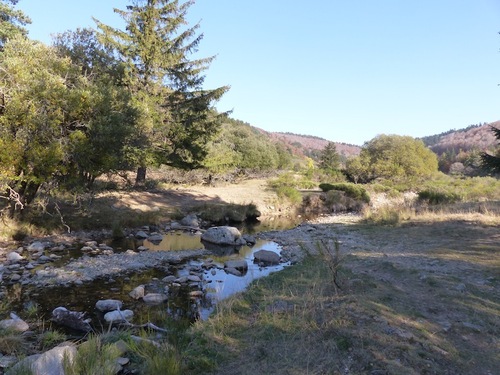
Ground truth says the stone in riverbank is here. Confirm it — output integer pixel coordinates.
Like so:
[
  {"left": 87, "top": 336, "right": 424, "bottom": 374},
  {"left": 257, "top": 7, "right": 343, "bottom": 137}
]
[
  {"left": 143, "top": 293, "right": 168, "bottom": 305},
  {"left": 0, "top": 313, "right": 29, "bottom": 332},
  {"left": 201, "top": 226, "right": 246, "bottom": 246},
  {"left": 254, "top": 249, "right": 281, "bottom": 265},
  {"left": 104, "top": 309, "right": 134, "bottom": 323},
  {"left": 8, "top": 343, "right": 76, "bottom": 375},
  {"left": 129, "top": 285, "right": 145, "bottom": 300},
  {"left": 52, "top": 307, "right": 92, "bottom": 332},
  {"left": 96, "top": 299, "right": 123, "bottom": 312},
  {"left": 224, "top": 260, "right": 248, "bottom": 276}
]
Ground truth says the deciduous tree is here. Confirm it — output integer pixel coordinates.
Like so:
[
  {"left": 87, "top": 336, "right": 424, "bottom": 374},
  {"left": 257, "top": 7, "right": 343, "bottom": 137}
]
[
  {"left": 0, "top": 37, "right": 84, "bottom": 213},
  {"left": 345, "top": 134, "right": 438, "bottom": 183}
]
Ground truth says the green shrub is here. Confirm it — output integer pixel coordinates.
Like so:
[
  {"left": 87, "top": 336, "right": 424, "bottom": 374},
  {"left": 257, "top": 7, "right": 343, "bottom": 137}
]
[
  {"left": 268, "top": 173, "right": 303, "bottom": 205},
  {"left": 276, "top": 186, "right": 302, "bottom": 204},
  {"left": 297, "top": 177, "right": 317, "bottom": 189},
  {"left": 368, "top": 183, "right": 400, "bottom": 197},
  {"left": 318, "top": 183, "right": 370, "bottom": 203},
  {"left": 419, "top": 175, "right": 500, "bottom": 203},
  {"left": 418, "top": 189, "right": 462, "bottom": 205}
]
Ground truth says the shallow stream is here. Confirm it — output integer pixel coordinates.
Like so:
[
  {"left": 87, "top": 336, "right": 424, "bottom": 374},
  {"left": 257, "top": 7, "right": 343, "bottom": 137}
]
[{"left": 10, "top": 221, "right": 293, "bottom": 333}]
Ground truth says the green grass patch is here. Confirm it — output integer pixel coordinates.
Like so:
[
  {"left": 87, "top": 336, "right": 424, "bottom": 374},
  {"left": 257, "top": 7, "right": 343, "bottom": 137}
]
[
  {"left": 418, "top": 175, "right": 500, "bottom": 204},
  {"left": 318, "top": 182, "right": 370, "bottom": 203}
]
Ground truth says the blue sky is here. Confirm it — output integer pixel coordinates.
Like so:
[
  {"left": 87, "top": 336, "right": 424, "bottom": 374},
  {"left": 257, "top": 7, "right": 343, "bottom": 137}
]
[{"left": 17, "top": 0, "right": 500, "bottom": 145}]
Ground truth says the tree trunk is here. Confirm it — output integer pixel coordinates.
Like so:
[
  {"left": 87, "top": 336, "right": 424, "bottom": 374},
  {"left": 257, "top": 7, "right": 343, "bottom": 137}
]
[{"left": 135, "top": 166, "right": 147, "bottom": 186}]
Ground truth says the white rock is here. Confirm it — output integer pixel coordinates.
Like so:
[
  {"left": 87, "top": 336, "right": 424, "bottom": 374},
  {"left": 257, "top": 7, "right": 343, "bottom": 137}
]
[
  {"left": 201, "top": 226, "right": 242, "bottom": 245},
  {"left": 104, "top": 309, "right": 134, "bottom": 323},
  {"left": 27, "top": 241, "right": 46, "bottom": 252},
  {"left": 0, "top": 314, "right": 29, "bottom": 332},
  {"left": 129, "top": 285, "right": 145, "bottom": 300},
  {"left": 95, "top": 299, "right": 123, "bottom": 312},
  {"left": 6, "top": 252, "right": 24, "bottom": 262},
  {"left": 10, "top": 344, "right": 76, "bottom": 375}
]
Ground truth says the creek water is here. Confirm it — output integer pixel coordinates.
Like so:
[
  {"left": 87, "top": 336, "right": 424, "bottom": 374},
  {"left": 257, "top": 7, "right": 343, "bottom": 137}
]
[{"left": 10, "top": 218, "right": 296, "bottom": 333}]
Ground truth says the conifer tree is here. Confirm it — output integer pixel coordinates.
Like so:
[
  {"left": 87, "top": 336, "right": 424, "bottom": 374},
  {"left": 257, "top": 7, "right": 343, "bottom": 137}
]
[
  {"left": 94, "top": 0, "right": 228, "bottom": 183},
  {"left": 319, "top": 142, "right": 341, "bottom": 172},
  {"left": 0, "top": 0, "right": 31, "bottom": 48},
  {"left": 481, "top": 126, "right": 500, "bottom": 175}
]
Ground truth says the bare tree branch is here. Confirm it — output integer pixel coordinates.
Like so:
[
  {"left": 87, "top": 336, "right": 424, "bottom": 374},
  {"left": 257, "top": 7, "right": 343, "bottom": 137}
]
[{"left": 0, "top": 186, "right": 24, "bottom": 210}]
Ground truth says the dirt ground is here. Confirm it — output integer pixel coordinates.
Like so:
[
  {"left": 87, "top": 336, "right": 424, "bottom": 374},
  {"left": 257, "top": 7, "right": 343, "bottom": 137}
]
[{"left": 100, "top": 178, "right": 287, "bottom": 217}]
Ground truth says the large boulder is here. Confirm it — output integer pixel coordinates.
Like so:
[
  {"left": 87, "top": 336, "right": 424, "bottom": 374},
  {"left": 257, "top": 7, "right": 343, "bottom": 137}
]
[
  {"left": 201, "top": 226, "right": 246, "bottom": 246},
  {"left": 254, "top": 249, "right": 281, "bottom": 266},
  {"left": 8, "top": 343, "right": 76, "bottom": 375}
]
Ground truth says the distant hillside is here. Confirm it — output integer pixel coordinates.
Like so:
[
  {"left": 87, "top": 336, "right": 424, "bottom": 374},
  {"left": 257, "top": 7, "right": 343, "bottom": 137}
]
[
  {"left": 422, "top": 121, "right": 499, "bottom": 155},
  {"left": 236, "top": 120, "right": 498, "bottom": 169},
  {"left": 265, "top": 132, "right": 361, "bottom": 161}
]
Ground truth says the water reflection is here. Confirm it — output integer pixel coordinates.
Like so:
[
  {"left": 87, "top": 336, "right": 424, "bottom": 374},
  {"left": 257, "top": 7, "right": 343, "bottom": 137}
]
[
  {"left": 187, "top": 240, "right": 286, "bottom": 320},
  {"left": 142, "top": 231, "right": 204, "bottom": 251}
]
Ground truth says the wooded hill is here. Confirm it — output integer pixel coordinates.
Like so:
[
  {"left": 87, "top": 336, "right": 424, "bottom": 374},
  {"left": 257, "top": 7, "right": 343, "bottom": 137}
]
[
  {"left": 241, "top": 121, "right": 499, "bottom": 166},
  {"left": 421, "top": 121, "right": 499, "bottom": 155},
  {"left": 267, "top": 132, "right": 361, "bottom": 161}
]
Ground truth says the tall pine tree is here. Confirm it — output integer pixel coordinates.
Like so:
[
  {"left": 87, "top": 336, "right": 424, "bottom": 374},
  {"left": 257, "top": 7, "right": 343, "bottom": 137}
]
[
  {"left": 319, "top": 142, "right": 341, "bottom": 172},
  {"left": 0, "top": 0, "right": 31, "bottom": 49},
  {"left": 94, "top": 0, "right": 229, "bottom": 184}
]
